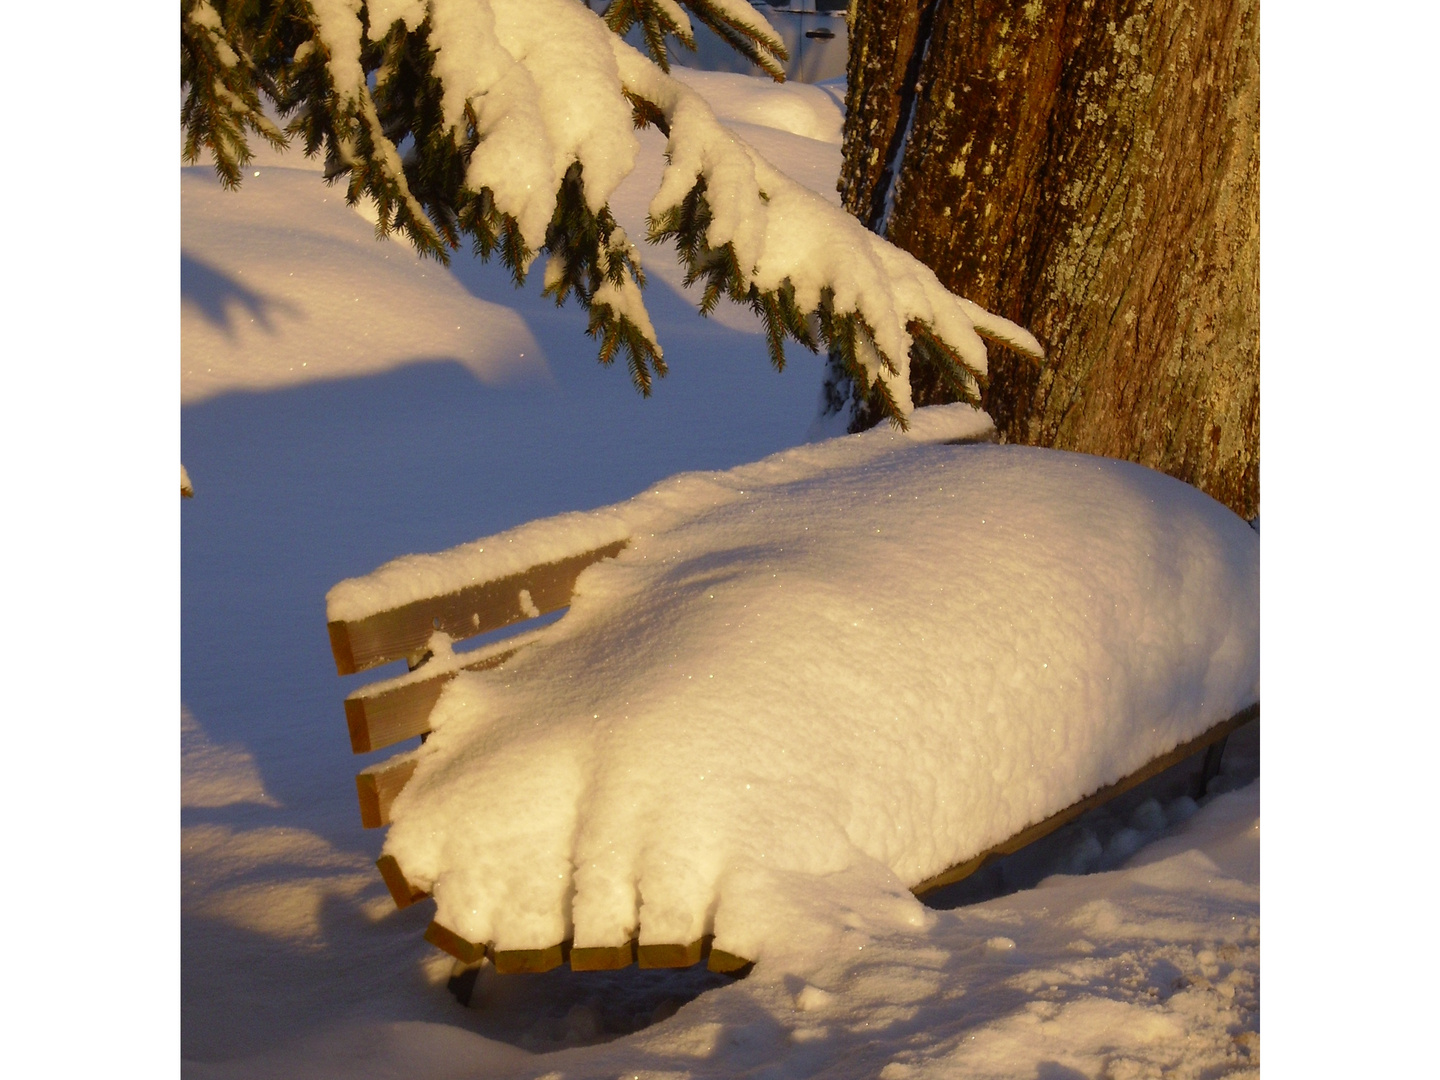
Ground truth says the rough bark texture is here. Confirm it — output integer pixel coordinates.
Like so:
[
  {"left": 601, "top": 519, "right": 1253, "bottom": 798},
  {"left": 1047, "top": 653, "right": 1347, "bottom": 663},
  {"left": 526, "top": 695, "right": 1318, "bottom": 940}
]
[{"left": 843, "top": 0, "right": 1259, "bottom": 518}]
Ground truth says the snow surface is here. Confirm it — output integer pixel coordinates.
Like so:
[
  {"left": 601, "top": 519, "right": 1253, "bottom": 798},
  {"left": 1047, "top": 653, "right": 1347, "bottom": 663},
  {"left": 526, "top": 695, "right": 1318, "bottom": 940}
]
[
  {"left": 181, "top": 166, "right": 540, "bottom": 403},
  {"left": 380, "top": 422, "right": 1258, "bottom": 960},
  {"left": 183, "top": 65, "right": 1262, "bottom": 1079}
]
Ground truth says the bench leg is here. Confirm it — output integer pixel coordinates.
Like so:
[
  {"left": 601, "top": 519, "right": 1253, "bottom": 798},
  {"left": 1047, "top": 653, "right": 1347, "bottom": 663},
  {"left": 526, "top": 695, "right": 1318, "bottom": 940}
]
[
  {"left": 1193, "top": 735, "right": 1229, "bottom": 798},
  {"left": 447, "top": 958, "right": 488, "bottom": 1006}
]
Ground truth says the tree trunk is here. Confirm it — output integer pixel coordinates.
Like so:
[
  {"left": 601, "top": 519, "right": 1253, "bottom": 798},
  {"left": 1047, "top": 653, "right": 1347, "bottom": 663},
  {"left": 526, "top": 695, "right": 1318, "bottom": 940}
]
[{"left": 841, "top": 0, "right": 1259, "bottom": 519}]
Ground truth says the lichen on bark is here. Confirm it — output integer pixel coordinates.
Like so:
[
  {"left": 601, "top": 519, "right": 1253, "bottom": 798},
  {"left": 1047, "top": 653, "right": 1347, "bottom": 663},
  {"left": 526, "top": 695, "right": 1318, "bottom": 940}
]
[{"left": 842, "top": 0, "right": 1259, "bottom": 518}]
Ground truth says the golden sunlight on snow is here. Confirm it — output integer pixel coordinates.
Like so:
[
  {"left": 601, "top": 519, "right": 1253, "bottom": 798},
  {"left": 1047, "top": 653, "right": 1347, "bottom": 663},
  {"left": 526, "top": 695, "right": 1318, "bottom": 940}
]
[{"left": 181, "top": 167, "right": 547, "bottom": 403}]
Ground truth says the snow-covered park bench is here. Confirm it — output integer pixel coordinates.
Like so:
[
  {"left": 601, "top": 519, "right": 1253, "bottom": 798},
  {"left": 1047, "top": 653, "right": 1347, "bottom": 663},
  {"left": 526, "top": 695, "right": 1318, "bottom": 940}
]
[{"left": 325, "top": 405, "right": 1259, "bottom": 978}]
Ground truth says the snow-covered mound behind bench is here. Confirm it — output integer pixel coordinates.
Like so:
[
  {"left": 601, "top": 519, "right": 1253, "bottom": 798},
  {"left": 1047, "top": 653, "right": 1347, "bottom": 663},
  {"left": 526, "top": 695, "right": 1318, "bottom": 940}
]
[{"left": 353, "top": 406, "right": 1258, "bottom": 969}]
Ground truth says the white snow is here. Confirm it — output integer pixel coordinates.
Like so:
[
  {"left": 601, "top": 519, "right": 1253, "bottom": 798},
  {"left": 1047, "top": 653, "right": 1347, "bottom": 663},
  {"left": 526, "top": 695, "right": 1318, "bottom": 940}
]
[
  {"left": 180, "top": 58, "right": 1266, "bottom": 1080},
  {"left": 182, "top": 707, "right": 277, "bottom": 809},
  {"left": 379, "top": 420, "right": 1258, "bottom": 961},
  {"left": 327, "top": 508, "right": 630, "bottom": 623},
  {"left": 671, "top": 67, "right": 845, "bottom": 147},
  {"left": 183, "top": 777, "right": 1263, "bottom": 1079},
  {"left": 181, "top": 166, "right": 541, "bottom": 403}
]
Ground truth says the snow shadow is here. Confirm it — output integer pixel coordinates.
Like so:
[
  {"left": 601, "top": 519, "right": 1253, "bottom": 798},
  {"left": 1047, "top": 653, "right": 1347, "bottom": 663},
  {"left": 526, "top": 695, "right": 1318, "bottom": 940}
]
[
  {"left": 920, "top": 718, "right": 1260, "bottom": 910},
  {"left": 182, "top": 342, "right": 815, "bottom": 826},
  {"left": 450, "top": 961, "right": 738, "bottom": 1053},
  {"left": 182, "top": 886, "right": 448, "bottom": 1061},
  {"left": 182, "top": 252, "right": 299, "bottom": 335}
]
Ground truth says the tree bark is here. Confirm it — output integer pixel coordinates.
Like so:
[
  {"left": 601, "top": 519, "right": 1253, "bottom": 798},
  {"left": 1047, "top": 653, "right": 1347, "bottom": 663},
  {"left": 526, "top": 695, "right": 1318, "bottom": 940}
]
[{"left": 842, "top": 0, "right": 1259, "bottom": 518}]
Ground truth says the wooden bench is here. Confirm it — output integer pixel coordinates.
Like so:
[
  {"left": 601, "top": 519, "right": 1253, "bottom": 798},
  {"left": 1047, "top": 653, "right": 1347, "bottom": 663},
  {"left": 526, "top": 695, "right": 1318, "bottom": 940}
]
[{"left": 329, "top": 536, "right": 1256, "bottom": 977}]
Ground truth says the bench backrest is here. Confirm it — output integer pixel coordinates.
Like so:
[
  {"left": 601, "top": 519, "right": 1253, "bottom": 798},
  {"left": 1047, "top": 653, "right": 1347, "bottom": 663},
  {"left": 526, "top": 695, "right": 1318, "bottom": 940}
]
[{"left": 327, "top": 539, "right": 629, "bottom": 830}]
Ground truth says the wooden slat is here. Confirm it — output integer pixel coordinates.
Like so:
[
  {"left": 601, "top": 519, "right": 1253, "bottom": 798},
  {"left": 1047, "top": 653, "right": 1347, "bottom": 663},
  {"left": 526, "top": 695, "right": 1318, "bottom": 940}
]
[
  {"left": 911, "top": 702, "right": 1260, "bottom": 898},
  {"left": 570, "top": 941, "right": 637, "bottom": 971},
  {"left": 376, "top": 854, "right": 429, "bottom": 909},
  {"left": 638, "top": 937, "right": 710, "bottom": 969},
  {"left": 345, "top": 646, "right": 519, "bottom": 754},
  {"left": 327, "top": 620, "right": 359, "bottom": 679},
  {"left": 707, "top": 948, "right": 755, "bottom": 976},
  {"left": 492, "top": 942, "right": 569, "bottom": 974},
  {"left": 328, "top": 540, "right": 628, "bottom": 675},
  {"left": 356, "top": 757, "right": 418, "bottom": 829},
  {"left": 424, "top": 921, "right": 486, "bottom": 965}
]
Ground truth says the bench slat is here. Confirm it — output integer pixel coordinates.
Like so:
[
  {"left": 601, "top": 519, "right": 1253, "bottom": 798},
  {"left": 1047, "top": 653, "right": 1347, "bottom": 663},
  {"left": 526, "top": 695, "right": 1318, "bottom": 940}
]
[
  {"left": 707, "top": 947, "right": 755, "bottom": 975},
  {"left": 493, "top": 944, "right": 569, "bottom": 975},
  {"left": 910, "top": 702, "right": 1259, "bottom": 897},
  {"left": 420, "top": 927, "right": 742, "bottom": 976},
  {"left": 345, "top": 646, "right": 520, "bottom": 754},
  {"left": 376, "top": 854, "right": 428, "bottom": 909},
  {"left": 328, "top": 540, "right": 628, "bottom": 675},
  {"left": 424, "top": 921, "right": 485, "bottom": 965},
  {"left": 639, "top": 939, "right": 709, "bottom": 969},
  {"left": 570, "top": 942, "right": 637, "bottom": 971},
  {"left": 356, "top": 757, "right": 419, "bottom": 828}
]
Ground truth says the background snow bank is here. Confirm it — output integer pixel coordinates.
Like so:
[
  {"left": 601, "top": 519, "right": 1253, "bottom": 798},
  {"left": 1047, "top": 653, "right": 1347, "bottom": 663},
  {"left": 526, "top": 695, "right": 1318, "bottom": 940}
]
[
  {"left": 380, "top": 425, "right": 1259, "bottom": 964},
  {"left": 181, "top": 167, "right": 542, "bottom": 403}
]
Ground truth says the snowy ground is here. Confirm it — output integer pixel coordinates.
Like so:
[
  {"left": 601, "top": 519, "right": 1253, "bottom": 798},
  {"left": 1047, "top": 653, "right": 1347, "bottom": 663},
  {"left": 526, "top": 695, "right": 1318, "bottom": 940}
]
[{"left": 181, "top": 68, "right": 1262, "bottom": 1078}]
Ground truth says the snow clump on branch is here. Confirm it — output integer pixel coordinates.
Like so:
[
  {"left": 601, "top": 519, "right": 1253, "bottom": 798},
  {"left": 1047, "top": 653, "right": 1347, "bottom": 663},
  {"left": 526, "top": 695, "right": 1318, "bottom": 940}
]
[{"left": 182, "top": 0, "right": 1043, "bottom": 425}]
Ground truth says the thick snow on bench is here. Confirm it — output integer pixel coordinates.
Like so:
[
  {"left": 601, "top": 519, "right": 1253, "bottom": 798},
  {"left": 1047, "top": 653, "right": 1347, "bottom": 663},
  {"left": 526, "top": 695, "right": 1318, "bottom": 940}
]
[{"left": 378, "top": 405, "right": 1259, "bottom": 966}]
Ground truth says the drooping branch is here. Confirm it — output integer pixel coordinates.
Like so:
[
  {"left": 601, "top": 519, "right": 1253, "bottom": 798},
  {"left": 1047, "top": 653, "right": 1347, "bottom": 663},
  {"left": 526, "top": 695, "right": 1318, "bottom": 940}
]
[{"left": 181, "top": 0, "right": 1041, "bottom": 426}]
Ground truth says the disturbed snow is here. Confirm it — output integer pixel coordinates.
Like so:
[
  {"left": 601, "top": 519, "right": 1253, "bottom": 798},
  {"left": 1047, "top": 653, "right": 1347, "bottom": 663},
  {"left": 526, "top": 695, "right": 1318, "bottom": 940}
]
[{"left": 357, "top": 407, "right": 1260, "bottom": 963}]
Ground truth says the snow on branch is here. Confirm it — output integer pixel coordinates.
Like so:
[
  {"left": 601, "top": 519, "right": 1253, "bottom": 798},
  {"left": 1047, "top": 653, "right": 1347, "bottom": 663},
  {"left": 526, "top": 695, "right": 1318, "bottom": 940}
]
[
  {"left": 180, "top": 0, "right": 1042, "bottom": 425},
  {"left": 614, "top": 35, "right": 1041, "bottom": 418}
]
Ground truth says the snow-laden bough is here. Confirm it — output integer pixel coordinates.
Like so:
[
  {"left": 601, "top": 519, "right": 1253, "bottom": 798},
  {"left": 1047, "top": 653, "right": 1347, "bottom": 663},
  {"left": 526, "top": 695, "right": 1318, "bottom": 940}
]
[
  {"left": 326, "top": 406, "right": 1258, "bottom": 972},
  {"left": 183, "top": 0, "right": 1044, "bottom": 423}
]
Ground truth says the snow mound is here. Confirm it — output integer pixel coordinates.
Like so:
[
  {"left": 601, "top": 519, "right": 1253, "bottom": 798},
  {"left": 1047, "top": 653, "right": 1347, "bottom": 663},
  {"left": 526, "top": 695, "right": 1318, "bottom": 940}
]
[
  {"left": 181, "top": 167, "right": 542, "bottom": 403},
  {"left": 376, "top": 409, "right": 1259, "bottom": 968},
  {"left": 670, "top": 67, "right": 845, "bottom": 145}
]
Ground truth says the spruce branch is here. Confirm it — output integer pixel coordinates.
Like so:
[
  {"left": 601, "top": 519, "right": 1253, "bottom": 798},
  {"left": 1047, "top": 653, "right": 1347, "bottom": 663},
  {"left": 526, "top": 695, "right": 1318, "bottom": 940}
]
[
  {"left": 681, "top": 0, "right": 788, "bottom": 81},
  {"left": 604, "top": 0, "right": 696, "bottom": 73},
  {"left": 607, "top": 1, "right": 788, "bottom": 82},
  {"left": 181, "top": 0, "right": 287, "bottom": 188},
  {"left": 181, "top": 0, "right": 1039, "bottom": 431}
]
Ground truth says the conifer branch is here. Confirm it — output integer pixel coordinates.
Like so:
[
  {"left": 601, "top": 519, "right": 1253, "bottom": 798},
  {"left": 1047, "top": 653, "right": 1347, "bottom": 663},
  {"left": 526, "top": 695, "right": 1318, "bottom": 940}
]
[
  {"left": 606, "top": 1, "right": 787, "bottom": 81},
  {"left": 181, "top": 1, "right": 1037, "bottom": 431},
  {"left": 180, "top": 0, "right": 287, "bottom": 188},
  {"left": 681, "top": 0, "right": 788, "bottom": 81}
]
